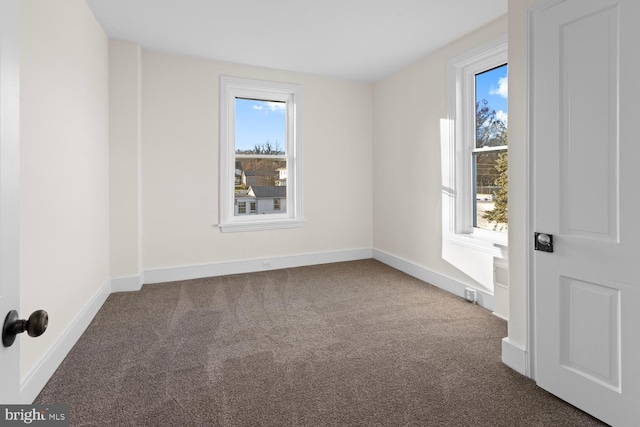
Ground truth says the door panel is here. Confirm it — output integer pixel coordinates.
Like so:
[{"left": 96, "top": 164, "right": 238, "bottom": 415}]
[
  {"left": 559, "top": 4, "right": 619, "bottom": 241},
  {"left": 560, "top": 277, "right": 620, "bottom": 391},
  {"left": 531, "top": 0, "right": 640, "bottom": 425}
]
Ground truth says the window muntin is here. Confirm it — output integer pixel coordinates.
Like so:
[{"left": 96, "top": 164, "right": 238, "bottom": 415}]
[{"left": 219, "top": 77, "right": 303, "bottom": 232}]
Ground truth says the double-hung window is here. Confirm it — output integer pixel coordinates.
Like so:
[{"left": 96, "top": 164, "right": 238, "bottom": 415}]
[
  {"left": 219, "top": 77, "right": 303, "bottom": 232},
  {"left": 446, "top": 36, "right": 508, "bottom": 252}
]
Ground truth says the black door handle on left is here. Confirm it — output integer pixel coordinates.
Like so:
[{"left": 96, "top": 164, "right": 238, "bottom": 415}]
[{"left": 2, "top": 309, "right": 48, "bottom": 347}]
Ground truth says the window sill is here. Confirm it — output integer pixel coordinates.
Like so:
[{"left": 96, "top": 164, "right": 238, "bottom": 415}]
[
  {"left": 219, "top": 218, "right": 304, "bottom": 233},
  {"left": 446, "top": 231, "right": 508, "bottom": 259}
]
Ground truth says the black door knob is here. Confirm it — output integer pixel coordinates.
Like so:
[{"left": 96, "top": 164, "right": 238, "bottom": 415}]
[{"left": 2, "top": 309, "right": 48, "bottom": 347}]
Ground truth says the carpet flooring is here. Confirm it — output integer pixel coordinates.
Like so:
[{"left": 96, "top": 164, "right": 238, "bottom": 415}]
[{"left": 35, "top": 259, "right": 607, "bottom": 426}]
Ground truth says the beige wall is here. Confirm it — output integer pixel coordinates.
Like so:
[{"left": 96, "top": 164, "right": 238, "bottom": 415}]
[
  {"left": 109, "top": 40, "right": 142, "bottom": 278},
  {"left": 19, "top": 0, "right": 110, "bottom": 378},
  {"left": 139, "top": 52, "right": 373, "bottom": 269},
  {"left": 372, "top": 16, "right": 508, "bottom": 298}
]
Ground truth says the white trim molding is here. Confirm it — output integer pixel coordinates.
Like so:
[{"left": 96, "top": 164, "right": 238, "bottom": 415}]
[
  {"left": 144, "top": 248, "right": 372, "bottom": 284},
  {"left": 373, "top": 249, "right": 495, "bottom": 312},
  {"left": 501, "top": 337, "right": 527, "bottom": 376},
  {"left": 219, "top": 76, "right": 303, "bottom": 233},
  {"left": 20, "top": 279, "right": 111, "bottom": 403}
]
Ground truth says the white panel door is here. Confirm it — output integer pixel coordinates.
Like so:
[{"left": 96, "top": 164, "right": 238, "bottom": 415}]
[
  {"left": 531, "top": 0, "right": 640, "bottom": 425},
  {"left": 0, "top": 0, "right": 21, "bottom": 404}
]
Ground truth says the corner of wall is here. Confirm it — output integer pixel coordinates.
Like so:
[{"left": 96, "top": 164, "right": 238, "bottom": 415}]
[
  {"left": 501, "top": 337, "right": 527, "bottom": 376},
  {"left": 109, "top": 40, "right": 143, "bottom": 279}
]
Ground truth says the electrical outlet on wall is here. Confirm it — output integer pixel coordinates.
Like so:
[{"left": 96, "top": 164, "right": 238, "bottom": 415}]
[{"left": 464, "top": 287, "right": 477, "bottom": 304}]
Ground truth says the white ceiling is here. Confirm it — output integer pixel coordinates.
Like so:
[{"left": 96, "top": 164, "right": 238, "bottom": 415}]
[{"left": 85, "top": 0, "right": 507, "bottom": 83}]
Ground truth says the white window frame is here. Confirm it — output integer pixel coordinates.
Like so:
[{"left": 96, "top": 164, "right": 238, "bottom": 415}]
[
  {"left": 445, "top": 36, "right": 508, "bottom": 255},
  {"left": 219, "top": 76, "right": 303, "bottom": 232}
]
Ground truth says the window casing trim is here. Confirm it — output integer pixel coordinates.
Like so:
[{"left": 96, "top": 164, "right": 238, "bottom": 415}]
[
  {"left": 445, "top": 36, "right": 508, "bottom": 255},
  {"left": 219, "top": 76, "right": 303, "bottom": 232}
]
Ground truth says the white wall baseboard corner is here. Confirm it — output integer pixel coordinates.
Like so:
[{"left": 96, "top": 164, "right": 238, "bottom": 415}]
[
  {"left": 501, "top": 337, "right": 527, "bottom": 376},
  {"left": 372, "top": 248, "right": 495, "bottom": 312},
  {"left": 20, "top": 279, "right": 111, "bottom": 403},
  {"left": 143, "top": 248, "right": 373, "bottom": 284},
  {"left": 111, "top": 274, "right": 143, "bottom": 292},
  {"left": 492, "top": 311, "right": 508, "bottom": 321}
]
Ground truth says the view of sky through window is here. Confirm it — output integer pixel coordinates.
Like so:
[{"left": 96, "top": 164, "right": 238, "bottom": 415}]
[
  {"left": 235, "top": 98, "right": 286, "bottom": 153},
  {"left": 475, "top": 64, "right": 508, "bottom": 126}
]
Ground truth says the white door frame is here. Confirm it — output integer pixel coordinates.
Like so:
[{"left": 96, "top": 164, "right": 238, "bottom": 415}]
[
  {"left": 0, "top": 0, "right": 21, "bottom": 404},
  {"left": 525, "top": 0, "right": 545, "bottom": 383}
]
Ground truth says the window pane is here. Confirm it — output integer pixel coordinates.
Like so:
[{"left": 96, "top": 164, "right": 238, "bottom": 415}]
[
  {"left": 235, "top": 98, "right": 286, "bottom": 155},
  {"left": 220, "top": 77, "right": 301, "bottom": 232},
  {"left": 234, "top": 158, "right": 287, "bottom": 216},
  {"left": 474, "top": 63, "right": 507, "bottom": 233},
  {"left": 475, "top": 64, "right": 508, "bottom": 149},
  {"left": 474, "top": 150, "right": 507, "bottom": 232}
]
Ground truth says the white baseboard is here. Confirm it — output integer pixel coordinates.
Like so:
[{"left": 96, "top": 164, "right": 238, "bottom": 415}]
[
  {"left": 492, "top": 311, "right": 508, "bottom": 321},
  {"left": 143, "top": 248, "right": 373, "bottom": 284},
  {"left": 111, "top": 274, "right": 143, "bottom": 292},
  {"left": 501, "top": 337, "right": 527, "bottom": 376},
  {"left": 372, "top": 248, "right": 495, "bottom": 312},
  {"left": 20, "top": 279, "right": 111, "bottom": 403}
]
